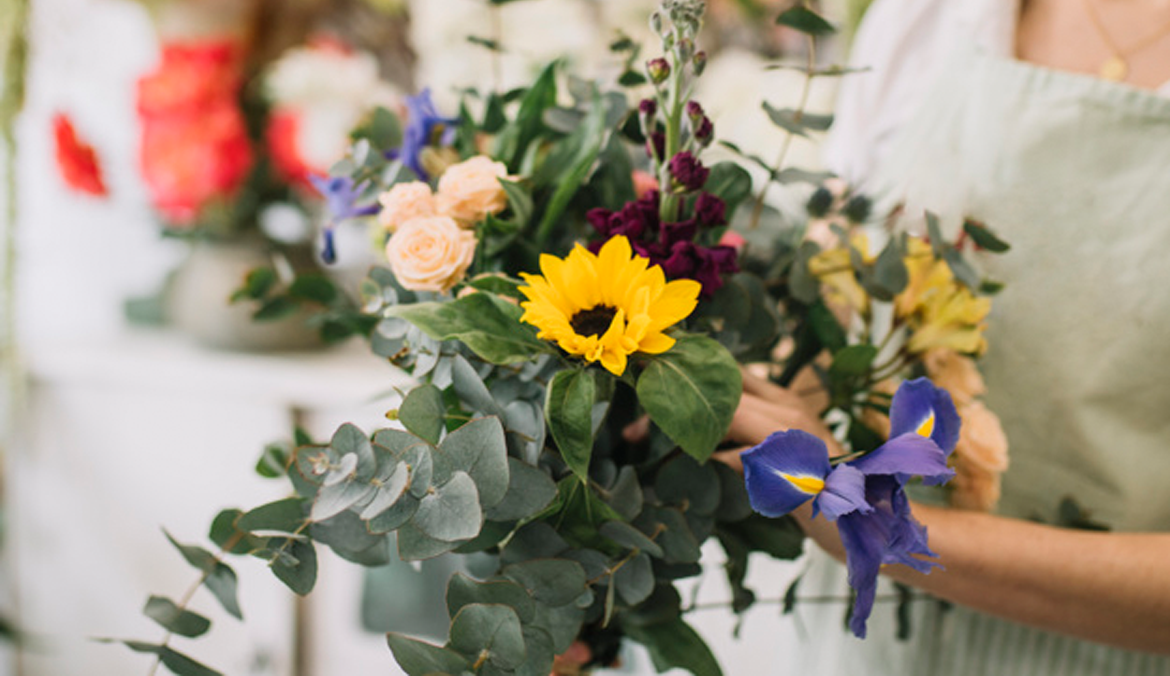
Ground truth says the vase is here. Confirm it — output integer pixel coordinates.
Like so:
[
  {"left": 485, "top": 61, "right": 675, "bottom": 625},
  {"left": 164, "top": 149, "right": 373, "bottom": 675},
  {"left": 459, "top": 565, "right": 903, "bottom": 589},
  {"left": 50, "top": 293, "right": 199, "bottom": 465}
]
[{"left": 167, "top": 236, "right": 325, "bottom": 352}]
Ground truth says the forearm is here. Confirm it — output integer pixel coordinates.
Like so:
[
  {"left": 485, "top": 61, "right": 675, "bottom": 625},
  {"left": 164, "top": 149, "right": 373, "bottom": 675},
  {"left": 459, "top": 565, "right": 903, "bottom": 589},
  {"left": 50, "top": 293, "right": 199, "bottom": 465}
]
[{"left": 796, "top": 503, "right": 1170, "bottom": 654}]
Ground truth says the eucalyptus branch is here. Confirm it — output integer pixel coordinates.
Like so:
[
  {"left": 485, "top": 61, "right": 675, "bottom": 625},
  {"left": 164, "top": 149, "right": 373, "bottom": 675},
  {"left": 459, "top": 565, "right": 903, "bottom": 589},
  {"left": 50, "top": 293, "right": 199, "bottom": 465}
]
[
  {"left": 748, "top": 30, "right": 816, "bottom": 230},
  {"left": 145, "top": 531, "right": 245, "bottom": 676},
  {"left": 684, "top": 591, "right": 935, "bottom": 613}
]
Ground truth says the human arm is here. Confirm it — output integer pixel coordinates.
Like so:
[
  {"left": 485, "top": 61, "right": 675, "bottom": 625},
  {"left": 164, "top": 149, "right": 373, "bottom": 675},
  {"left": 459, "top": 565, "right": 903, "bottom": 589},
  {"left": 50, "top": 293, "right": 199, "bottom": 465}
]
[{"left": 724, "top": 376, "right": 1170, "bottom": 655}]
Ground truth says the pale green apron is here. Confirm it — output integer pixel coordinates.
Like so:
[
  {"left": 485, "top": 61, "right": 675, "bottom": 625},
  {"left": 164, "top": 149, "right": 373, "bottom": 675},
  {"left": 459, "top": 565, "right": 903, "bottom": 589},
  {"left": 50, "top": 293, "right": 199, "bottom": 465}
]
[{"left": 783, "top": 52, "right": 1170, "bottom": 674}]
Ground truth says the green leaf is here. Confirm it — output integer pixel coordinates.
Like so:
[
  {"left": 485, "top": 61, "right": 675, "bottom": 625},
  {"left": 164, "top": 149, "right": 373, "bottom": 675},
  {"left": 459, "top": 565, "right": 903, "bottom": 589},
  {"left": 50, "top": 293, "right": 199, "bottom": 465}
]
[
  {"left": 351, "top": 105, "right": 402, "bottom": 149},
  {"left": 310, "top": 511, "right": 391, "bottom": 566},
  {"left": 413, "top": 471, "right": 483, "bottom": 542},
  {"left": 463, "top": 274, "right": 525, "bottom": 301},
  {"left": 449, "top": 604, "right": 527, "bottom": 670},
  {"left": 625, "top": 617, "right": 723, "bottom": 676},
  {"left": 514, "top": 626, "right": 556, "bottom": 676},
  {"left": 533, "top": 89, "right": 607, "bottom": 244},
  {"left": 495, "top": 60, "right": 559, "bottom": 169},
  {"left": 396, "top": 520, "right": 461, "bottom": 561},
  {"left": 119, "top": 641, "right": 222, "bottom": 676},
  {"left": 829, "top": 344, "right": 879, "bottom": 378},
  {"left": 359, "top": 460, "right": 409, "bottom": 520},
  {"left": 703, "top": 162, "right": 753, "bottom": 213},
  {"left": 775, "top": 5, "right": 836, "bottom": 35},
  {"left": 252, "top": 296, "right": 299, "bottom": 322},
  {"left": 269, "top": 538, "right": 317, "bottom": 595},
  {"left": 636, "top": 507, "right": 701, "bottom": 564},
  {"left": 607, "top": 466, "right": 644, "bottom": 521},
  {"left": 654, "top": 455, "right": 721, "bottom": 516},
  {"left": 237, "top": 497, "right": 307, "bottom": 534},
  {"left": 386, "top": 633, "right": 471, "bottom": 676},
  {"left": 233, "top": 267, "right": 276, "bottom": 302},
  {"left": 762, "top": 102, "right": 834, "bottom": 137},
  {"left": 287, "top": 273, "right": 338, "bottom": 305},
  {"left": 499, "top": 178, "right": 534, "bottom": 228},
  {"left": 599, "top": 520, "right": 663, "bottom": 559},
  {"left": 636, "top": 334, "right": 742, "bottom": 463},
  {"left": 808, "top": 300, "right": 847, "bottom": 351},
  {"left": 531, "top": 601, "right": 585, "bottom": 653},
  {"left": 311, "top": 479, "right": 375, "bottom": 522},
  {"left": 208, "top": 509, "right": 265, "bottom": 555},
  {"left": 502, "top": 559, "right": 588, "bottom": 608},
  {"left": 450, "top": 354, "right": 505, "bottom": 418},
  {"left": 871, "top": 236, "right": 909, "bottom": 299},
  {"left": 440, "top": 417, "right": 511, "bottom": 508},
  {"left": 545, "top": 367, "right": 597, "bottom": 480},
  {"left": 447, "top": 574, "right": 536, "bottom": 623},
  {"left": 467, "top": 34, "right": 505, "bottom": 52},
  {"left": 164, "top": 532, "right": 243, "bottom": 620},
  {"left": 143, "top": 596, "right": 211, "bottom": 638},
  {"left": 720, "top": 513, "right": 805, "bottom": 559},
  {"left": 486, "top": 457, "right": 558, "bottom": 522},
  {"left": 254, "top": 443, "right": 289, "bottom": 479},
  {"left": 614, "top": 552, "right": 654, "bottom": 605},
  {"left": 385, "top": 293, "right": 549, "bottom": 365},
  {"left": 398, "top": 384, "right": 447, "bottom": 445},
  {"left": 963, "top": 219, "right": 1011, "bottom": 253}
]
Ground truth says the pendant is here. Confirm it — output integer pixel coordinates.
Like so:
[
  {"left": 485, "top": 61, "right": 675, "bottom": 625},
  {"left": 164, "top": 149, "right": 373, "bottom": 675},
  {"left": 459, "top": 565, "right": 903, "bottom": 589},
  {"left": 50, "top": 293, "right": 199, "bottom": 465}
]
[{"left": 1100, "top": 55, "right": 1128, "bottom": 81}]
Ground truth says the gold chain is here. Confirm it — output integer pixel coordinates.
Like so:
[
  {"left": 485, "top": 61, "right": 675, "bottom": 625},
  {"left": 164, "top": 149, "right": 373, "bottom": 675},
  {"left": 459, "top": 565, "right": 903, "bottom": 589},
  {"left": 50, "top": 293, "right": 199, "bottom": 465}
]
[{"left": 1082, "top": 0, "right": 1170, "bottom": 80}]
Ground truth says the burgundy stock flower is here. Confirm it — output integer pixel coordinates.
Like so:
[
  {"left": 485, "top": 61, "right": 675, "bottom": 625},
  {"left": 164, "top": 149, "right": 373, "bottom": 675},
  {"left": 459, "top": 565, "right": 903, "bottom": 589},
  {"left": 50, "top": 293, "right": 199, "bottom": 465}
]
[{"left": 668, "top": 152, "right": 709, "bottom": 192}]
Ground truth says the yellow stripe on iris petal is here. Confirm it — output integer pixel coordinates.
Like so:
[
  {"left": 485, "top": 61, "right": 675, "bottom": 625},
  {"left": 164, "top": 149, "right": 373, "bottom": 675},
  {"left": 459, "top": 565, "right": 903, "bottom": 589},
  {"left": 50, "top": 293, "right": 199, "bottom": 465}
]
[
  {"left": 916, "top": 414, "right": 935, "bottom": 438},
  {"left": 781, "top": 472, "right": 825, "bottom": 495}
]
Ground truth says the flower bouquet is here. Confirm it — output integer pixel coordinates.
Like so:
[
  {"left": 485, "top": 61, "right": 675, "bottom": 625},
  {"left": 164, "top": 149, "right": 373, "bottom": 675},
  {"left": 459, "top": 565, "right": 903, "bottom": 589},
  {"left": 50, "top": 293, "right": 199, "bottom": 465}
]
[{"left": 113, "top": 1, "right": 1010, "bottom": 674}]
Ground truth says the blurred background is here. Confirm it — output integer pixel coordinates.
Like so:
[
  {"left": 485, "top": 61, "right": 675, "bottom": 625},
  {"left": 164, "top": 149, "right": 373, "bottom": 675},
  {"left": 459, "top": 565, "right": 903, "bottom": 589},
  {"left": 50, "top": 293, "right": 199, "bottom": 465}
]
[{"left": 0, "top": 0, "right": 870, "bottom": 673}]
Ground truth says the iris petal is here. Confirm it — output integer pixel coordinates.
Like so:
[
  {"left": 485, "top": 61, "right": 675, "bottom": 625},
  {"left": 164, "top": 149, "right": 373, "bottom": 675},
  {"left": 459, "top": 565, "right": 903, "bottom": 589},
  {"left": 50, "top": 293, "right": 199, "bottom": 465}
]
[
  {"left": 888, "top": 377, "right": 960, "bottom": 455},
  {"left": 814, "top": 465, "right": 871, "bottom": 520},
  {"left": 742, "top": 430, "right": 832, "bottom": 518},
  {"left": 848, "top": 433, "right": 955, "bottom": 486}
]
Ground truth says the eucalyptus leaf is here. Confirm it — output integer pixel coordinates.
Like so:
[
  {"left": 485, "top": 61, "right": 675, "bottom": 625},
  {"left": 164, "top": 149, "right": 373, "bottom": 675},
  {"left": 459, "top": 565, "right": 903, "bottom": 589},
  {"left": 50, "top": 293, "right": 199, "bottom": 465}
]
[
  {"left": 118, "top": 641, "right": 222, "bottom": 676},
  {"left": 502, "top": 558, "right": 587, "bottom": 608},
  {"left": 396, "top": 519, "right": 462, "bottom": 561},
  {"left": 164, "top": 532, "right": 242, "bottom": 620},
  {"left": 440, "top": 417, "right": 511, "bottom": 508},
  {"left": 311, "top": 479, "right": 375, "bottom": 522},
  {"left": 386, "top": 633, "right": 471, "bottom": 676},
  {"left": 762, "top": 102, "right": 834, "bottom": 137},
  {"left": 237, "top": 497, "right": 307, "bottom": 534},
  {"left": 359, "top": 461, "right": 409, "bottom": 519},
  {"left": 636, "top": 334, "right": 741, "bottom": 463},
  {"left": 963, "top": 219, "right": 1011, "bottom": 253},
  {"left": 607, "top": 466, "right": 644, "bottom": 521},
  {"left": 654, "top": 455, "right": 721, "bottom": 516},
  {"left": 446, "top": 574, "right": 536, "bottom": 623},
  {"left": 702, "top": 162, "right": 753, "bottom": 213},
  {"left": 270, "top": 538, "right": 317, "bottom": 596},
  {"left": 451, "top": 354, "right": 505, "bottom": 418},
  {"left": 531, "top": 601, "right": 585, "bottom": 653},
  {"left": 143, "top": 596, "right": 211, "bottom": 638},
  {"left": 545, "top": 367, "right": 597, "bottom": 480},
  {"left": 449, "top": 604, "right": 527, "bottom": 670},
  {"left": 486, "top": 457, "right": 558, "bottom": 522},
  {"left": 599, "top": 520, "right": 664, "bottom": 559},
  {"left": 310, "top": 511, "right": 391, "bottom": 566},
  {"left": 829, "top": 344, "right": 879, "bottom": 378},
  {"left": 366, "top": 492, "right": 420, "bottom": 534},
  {"left": 398, "top": 384, "right": 446, "bottom": 445},
  {"left": 413, "top": 471, "right": 483, "bottom": 542},
  {"left": 614, "top": 552, "right": 654, "bottom": 605},
  {"left": 331, "top": 423, "right": 376, "bottom": 482},
  {"left": 515, "top": 626, "right": 556, "bottom": 676}
]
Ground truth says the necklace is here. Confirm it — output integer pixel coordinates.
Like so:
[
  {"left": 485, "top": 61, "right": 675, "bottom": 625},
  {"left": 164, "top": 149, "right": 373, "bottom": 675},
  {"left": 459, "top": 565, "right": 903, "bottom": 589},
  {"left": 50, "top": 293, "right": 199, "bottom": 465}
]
[{"left": 1082, "top": 0, "right": 1170, "bottom": 80}]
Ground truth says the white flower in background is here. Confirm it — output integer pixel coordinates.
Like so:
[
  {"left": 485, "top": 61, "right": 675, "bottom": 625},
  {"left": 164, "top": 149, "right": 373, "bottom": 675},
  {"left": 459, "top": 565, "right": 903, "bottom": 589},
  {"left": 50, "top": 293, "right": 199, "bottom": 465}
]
[{"left": 265, "top": 38, "right": 402, "bottom": 181}]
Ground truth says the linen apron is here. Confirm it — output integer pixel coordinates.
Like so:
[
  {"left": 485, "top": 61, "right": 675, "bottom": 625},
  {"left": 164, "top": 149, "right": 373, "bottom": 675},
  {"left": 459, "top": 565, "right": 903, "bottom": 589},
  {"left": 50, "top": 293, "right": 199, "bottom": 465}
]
[{"left": 782, "top": 51, "right": 1170, "bottom": 675}]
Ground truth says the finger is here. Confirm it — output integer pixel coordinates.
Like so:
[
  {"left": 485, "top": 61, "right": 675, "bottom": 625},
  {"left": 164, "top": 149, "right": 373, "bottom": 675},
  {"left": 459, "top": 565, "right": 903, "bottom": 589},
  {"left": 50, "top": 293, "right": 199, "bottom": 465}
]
[
  {"left": 713, "top": 445, "right": 751, "bottom": 474},
  {"left": 621, "top": 415, "right": 651, "bottom": 443}
]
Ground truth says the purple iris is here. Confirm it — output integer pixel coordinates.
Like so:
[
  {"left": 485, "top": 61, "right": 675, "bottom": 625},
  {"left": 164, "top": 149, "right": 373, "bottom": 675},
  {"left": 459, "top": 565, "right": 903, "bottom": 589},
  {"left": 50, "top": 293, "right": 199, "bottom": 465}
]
[
  {"left": 741, "top": 377, "right": 960, "bottom": 638},
  {"left": 308, "top": 174, "right": 379, "bottom": 264},
  {"left": 397, "top": 88, "right": 458, "bottom": 181}
]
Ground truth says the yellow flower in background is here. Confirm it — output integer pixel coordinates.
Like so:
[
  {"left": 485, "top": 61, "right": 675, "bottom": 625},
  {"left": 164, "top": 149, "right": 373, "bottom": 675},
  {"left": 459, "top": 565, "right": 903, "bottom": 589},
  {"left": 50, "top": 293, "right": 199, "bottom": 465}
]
[
  {"left": 896, "top": 237, "right": 991, "bottom": 355},
  {"left": 518, "top": 236, "right": 701, "bottom": 376},
  {"left": 809, "top": 233, "right": 872, "bottom": 313}
]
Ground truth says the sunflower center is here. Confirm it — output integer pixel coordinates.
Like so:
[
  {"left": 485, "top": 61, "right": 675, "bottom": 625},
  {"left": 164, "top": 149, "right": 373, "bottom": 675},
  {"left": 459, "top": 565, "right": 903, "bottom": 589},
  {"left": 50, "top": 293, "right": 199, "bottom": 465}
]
[{"left": 570, "top": 305, "right": 618, "bottom": 337}]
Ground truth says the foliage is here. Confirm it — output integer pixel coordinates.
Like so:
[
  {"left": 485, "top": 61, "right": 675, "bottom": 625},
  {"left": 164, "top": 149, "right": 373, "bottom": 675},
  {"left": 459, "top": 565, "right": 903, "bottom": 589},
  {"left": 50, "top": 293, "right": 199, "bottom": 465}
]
[{"left": 114, "top": 2, "right": 1010, "bottom": 675}]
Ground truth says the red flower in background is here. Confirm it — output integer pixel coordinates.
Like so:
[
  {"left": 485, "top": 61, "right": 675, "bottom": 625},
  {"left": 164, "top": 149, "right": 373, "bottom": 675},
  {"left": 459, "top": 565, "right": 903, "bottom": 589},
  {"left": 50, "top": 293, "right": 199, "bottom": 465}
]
[
  {"left": 137, "top": 39, "right": 254, "bottom": 226},
  {"left": 266, "top": 109, "right": 315, "bottom": 190},
  {"left": 53, "top": 113, "right": 108, "bottom": 197}
]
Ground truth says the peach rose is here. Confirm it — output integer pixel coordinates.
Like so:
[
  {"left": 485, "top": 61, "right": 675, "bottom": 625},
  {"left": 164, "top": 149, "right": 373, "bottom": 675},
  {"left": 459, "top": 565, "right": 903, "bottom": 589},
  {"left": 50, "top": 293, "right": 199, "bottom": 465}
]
[
  {"left": 436, "top": 155, "right": 509, "bottom": 226},
  {"left": 385, "top": 215, "right": 477, "bottom": 292},
  {"left": 923, "top": 348, "right": 986, "bottom": 405},
  {"left": 632, "top": 169, "right": 659, "bottom": 199},
  {"left": 378, "top": 181, "right": 437, "bottom": 232},
  {"left": 950, "top": 464, "right": 1001, "bottom": 512},
  {"left": 953, "top": 400, "right": 1009, "bottom": 474}
]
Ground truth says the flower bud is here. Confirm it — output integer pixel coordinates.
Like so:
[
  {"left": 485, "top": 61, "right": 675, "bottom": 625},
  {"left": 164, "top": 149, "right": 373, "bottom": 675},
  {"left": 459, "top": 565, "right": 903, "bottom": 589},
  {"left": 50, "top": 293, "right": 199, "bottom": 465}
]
[
  {"left": 685, "top": 100, "right": 704, "bottom": 121},
  {"left": 646, "top": 57, "right": 671, "bottom": 85},
  {"left": 668, "top": 151, "right": 709, "bottom": 192},
  {"left": 650, "top": 11, "right": 664, "bottom": 36},
  {"left": 693, "top": 50, "right": 708, "bottom": 76},
  {"left": 693, "top": 116, "right": 714, "bottom": 147},
  {"left": 843, "top": 194, "right": 872, "bottom": 223},
  {"left": 676, "top": 38, "right": 694, "bottom": 64}
]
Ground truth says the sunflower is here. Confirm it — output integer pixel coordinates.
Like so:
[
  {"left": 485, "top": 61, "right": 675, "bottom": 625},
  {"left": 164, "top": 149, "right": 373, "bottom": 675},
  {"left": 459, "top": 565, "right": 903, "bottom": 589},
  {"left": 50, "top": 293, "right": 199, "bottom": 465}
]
[{"left": 518, "top": 235, "right": 701, "bottom": 376}]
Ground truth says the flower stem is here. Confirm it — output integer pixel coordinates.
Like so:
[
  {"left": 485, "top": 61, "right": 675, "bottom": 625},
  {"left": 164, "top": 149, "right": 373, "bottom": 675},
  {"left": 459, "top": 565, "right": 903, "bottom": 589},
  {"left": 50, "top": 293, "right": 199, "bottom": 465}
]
[{"left": 748, "top": 33, "right": 817, "bottom": 230}]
